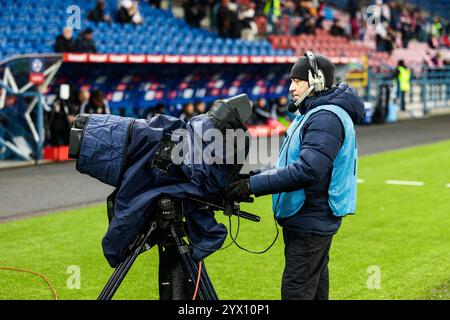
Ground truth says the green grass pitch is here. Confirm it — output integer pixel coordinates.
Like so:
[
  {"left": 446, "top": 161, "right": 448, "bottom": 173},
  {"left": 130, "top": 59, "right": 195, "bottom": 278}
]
[{"left": 1, "top": 140, "right": 449, "bottom": 300}]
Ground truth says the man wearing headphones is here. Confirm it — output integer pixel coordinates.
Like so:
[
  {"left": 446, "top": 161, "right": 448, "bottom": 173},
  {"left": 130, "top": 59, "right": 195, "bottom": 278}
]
[{"left": 226, "top": 52, "right": 365, "bottom": 300}]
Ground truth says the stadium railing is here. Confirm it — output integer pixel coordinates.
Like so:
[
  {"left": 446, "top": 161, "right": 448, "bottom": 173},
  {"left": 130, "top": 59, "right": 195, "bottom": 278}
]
[{"left": 366, "top": 66, "right": 450, "bottom": 116}]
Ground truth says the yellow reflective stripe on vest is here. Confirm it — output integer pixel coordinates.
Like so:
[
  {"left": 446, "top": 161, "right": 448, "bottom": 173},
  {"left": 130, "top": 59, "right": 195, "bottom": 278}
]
[
  {"left": 263, "top": 0, "right": 281, "bottom": 16},
  {"left": 398, "top": 66, "right": 411, "bottom": 92}
]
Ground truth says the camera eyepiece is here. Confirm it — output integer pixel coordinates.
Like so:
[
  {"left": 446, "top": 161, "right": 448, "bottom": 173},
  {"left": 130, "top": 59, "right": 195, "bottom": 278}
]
[{"left": 68, "top": 114, "right": 90, "bottom": 159}]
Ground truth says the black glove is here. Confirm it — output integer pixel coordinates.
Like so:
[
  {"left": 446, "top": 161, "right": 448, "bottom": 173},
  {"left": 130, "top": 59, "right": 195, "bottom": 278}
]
[{"left": 226, "top": 179, "right": 253, "bottom": 203}]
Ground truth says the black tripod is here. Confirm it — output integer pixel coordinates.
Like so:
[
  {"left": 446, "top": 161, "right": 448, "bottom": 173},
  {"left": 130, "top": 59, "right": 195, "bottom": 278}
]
[{"left": 98, "top": 196, "right": 260, "bottom": 300}]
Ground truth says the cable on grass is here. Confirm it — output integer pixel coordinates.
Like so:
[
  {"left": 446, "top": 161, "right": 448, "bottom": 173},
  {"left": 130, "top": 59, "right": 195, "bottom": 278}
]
[{"left": 0, "top": 266, "right": 59, "bottom": 300}]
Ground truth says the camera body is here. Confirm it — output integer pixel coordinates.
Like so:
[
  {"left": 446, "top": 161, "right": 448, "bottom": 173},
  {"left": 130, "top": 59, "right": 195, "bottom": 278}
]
[{"left": 69, "top": 94, "right": 253, "bottom": 267}]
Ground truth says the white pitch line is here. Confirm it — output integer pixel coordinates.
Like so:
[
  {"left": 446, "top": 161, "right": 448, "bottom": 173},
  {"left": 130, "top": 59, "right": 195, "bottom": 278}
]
[
  {"left": 357, "top": 179, "right": 365, "bottom": 184},
  {"left": 385, "top": 180, "right": 424, "bottom": 186},
  {"left": 446, "top": 184, "right": 450, "bottom": 188}
]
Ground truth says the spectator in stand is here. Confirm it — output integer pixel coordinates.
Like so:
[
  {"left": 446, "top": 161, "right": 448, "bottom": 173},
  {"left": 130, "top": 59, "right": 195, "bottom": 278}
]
[
  {"left": 251, "top": 97, "right": 272, "bottom": 125},
  {"left": 72, "top": 88, "right": 90, "bottom": 116},
  {"left": 238, "top": 1, "right": 258, "bottom": 41},
  {"left": 263, "top": 0, "right": 281, "bottom": 35},
  {"left": 179, "top": 103, "right": 197, "bottom": 122},
  {"left": 195, "top": 101, "right": 207, "bottom": 114},
  {"left": 145, "top": 103, "right": 166, "bottom": 120},
  {"left": 428, "top": 17, "right": 443, "bottom": 49},
  {"left": 315, "top": 0, "right": 325, "bottom": 29},
  {"left": 75, "top": 28, "right": 97, "bottom": 53},
  {"left": 281, "top": 0, "right": 297, "bottom": 34},
  {"left": 329, "top": 19, "right": 346, "bottom": 37},
  {"left": 54, "top": 27, "right": 76, "bottom": 53},
  {"left": 389, "top": 1, "right": 401, "bottom": 31},
  {"left": 147, "top": 0, "right": 162, "bottom": 8},
  {"left": 216, "top": 0, "right": 230, "bottom": 37},
  {"left": 118, "top": 0, "right": 143, "bottom": 24},
  {"left": 424, "top": 51, "right": 444, "bottom": 68},
  {"left": 295, "top": 2, "right": 316, "bottom": 35},
  {"left": 442, "top": 33, "right": 450, "bottom": 49},
  {"left": 271, "top": 96, "right": 293, "bottom": 124},
  {"left": 183, "top": 0, "right": 207, "bottom": 28},
  {"left": 413, "top": 10, "right": 425, "bottom": 42},
  {"left": 88, "top": 0, "right": 112, "bottom": 23},
  {"left": 375, "top": 13, "right": 389, "bottom": 52},
  {"left": 385, "top": 26, "right": 396, "bottom": 55},
  {"left": 216, "top": 0, "right": 241, "bottom": 38},
  {"left": 350, "top": 12, "right": 361, "bottom": 40},
  {"left": 399, "top": 9, "right": 413, "bottom": 49},
  {"left": 80, "top": 90, "right": 110, "bottom": 114}
]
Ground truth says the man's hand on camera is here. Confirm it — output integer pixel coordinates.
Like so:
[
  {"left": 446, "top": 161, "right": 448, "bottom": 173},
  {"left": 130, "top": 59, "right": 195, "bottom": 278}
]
[{"left": 226, "top": 179, "right": 253, "bottom": 203}]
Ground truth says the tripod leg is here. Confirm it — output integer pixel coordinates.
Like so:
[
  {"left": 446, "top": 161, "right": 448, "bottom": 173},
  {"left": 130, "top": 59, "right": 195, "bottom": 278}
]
[
  {"left": 169, "top": 225, "right": 218, "bottom": 300},
  {"left": 98, "top": 248, "right": 139, "bottom": 300},
  {"left": 197, "top": 262, "right": 219, "bottom": 300},
  {"left": 98, "top": 222, "right": 157, "bottom": 300},
  {"left": 158, "top": 245, "right": 194, "bottom": 300}
]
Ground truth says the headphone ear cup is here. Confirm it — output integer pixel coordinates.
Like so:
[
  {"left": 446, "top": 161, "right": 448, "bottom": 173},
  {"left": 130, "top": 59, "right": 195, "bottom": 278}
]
[
  {"left": 308, "top": 69, "right": 314, "bottom": 90},
  {"left": 308, "top": 69, "right": 324, "bottom": 92},
  {"left": 316, "top": 69, "right": 325, "bottom": 91}
]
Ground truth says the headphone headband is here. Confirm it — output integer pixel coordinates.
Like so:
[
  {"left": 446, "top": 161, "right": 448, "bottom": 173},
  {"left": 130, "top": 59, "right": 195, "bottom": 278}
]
[
  {"left": 304, "top": 51, "right": 325, "bottom": 92},
  {"left": 305, "top": 51, "right": 319, "bottom": 77}
]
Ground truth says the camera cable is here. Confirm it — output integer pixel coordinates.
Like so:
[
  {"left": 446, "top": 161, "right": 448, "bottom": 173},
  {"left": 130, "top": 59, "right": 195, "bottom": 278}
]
[
  {"left": 0, "top": 266, "right": 59, "bottom": 300},
  {"left": 180, "top": 201, "right": 279, "bottom": 255}
]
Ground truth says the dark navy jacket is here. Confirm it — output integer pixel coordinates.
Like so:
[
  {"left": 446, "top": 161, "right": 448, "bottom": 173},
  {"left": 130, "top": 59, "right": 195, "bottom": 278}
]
[{"left": 250, "top": 83, "right": 365, "bottom": 235}]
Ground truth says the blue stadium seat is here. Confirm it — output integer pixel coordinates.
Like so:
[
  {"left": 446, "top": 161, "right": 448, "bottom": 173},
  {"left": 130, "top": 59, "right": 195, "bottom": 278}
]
[{"left": 0, "top": 0, "right": 287, "bottom": 59}]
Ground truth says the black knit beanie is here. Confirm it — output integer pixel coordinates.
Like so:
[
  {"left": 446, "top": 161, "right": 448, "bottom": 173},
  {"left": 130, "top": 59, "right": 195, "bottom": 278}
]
[{"left": 290, "top": 53, "right": 335, "bottom": 89}]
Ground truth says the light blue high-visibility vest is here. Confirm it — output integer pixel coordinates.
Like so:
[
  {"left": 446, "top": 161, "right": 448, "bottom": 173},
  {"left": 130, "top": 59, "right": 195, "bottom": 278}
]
[{"left": 273, "top": 105, "right": 357, "bottom": 219}]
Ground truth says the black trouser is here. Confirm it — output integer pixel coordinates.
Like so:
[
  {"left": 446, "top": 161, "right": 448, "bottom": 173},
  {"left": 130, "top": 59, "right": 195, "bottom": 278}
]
[
  {"left": 400, "top": 91, "right": 406, "bottom": 111},
  {"left": 281, "top": 230, "right": 333, "bottom": 300}
]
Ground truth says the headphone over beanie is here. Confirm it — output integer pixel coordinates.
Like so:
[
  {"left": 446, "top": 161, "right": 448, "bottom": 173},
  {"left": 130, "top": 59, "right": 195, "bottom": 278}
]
[{"left": 290, "top": 54, "right": 335, "bottom": 90}]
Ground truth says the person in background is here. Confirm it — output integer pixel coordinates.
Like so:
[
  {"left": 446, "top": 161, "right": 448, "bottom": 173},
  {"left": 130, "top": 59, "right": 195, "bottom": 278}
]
[
  {"left": 69, "top": 88, "right": 90, "bottom": 117},
  {"left": 329, "top": 19, "right": 346, "bottom": 37},
  {"left": 251, "top": 97, "right": 272, "bottom": 125},
  {"left": 54, "top": 27, "right": 76, "bottom": 53},
  {"left": 183, "top": 0, "right": 207, "bottom": 28},
  {"left": 263, "top": 0, "right": 281, "bottom": 35},
  {"left": 399, "top": 9, "right": 413, "bottom": 49},
  {"left": 394, "top": 60, "right": 411, "bottom": 111},
  {"left": 271, "top": 95, "right": 292, "bottom": 125},
  {"left": 194, "top": 101, "right": 207, "bottom": 114},
  {"left": 80, "top": 90, "right": 110, "bottom": 114},
  {"left": 46, "top": 98, "right": 70, "bottom": 146},
  {"left": 216, "top": 0, "right": 241, "bottom": 38},
  {"left": 179, "top": 102, "right": 197, "bottom": 122},
  {"left": 238, "top": 1, "right": 258, "bottom": 41},
  {"left": 88, "top": 0, "right": 112, "bottom": 22},
  {"left": 428, "top": 17, "right": 443, "bottom": 49},
  {"left": 350, "top": 12, "right": 361, "bottom": 40},
  {"left": 118, "top": 0, "right": 143, "bottom": 24},
  {"left": 147, "top": 0, "right": 162, "bottom": 9},
  {"left": 154, "top": 103, "right": 166, "bottom": 115},
  {"left": 75, "top": 28, "right": 97, "bottom": 53},
  {"left": 385, "top": 26, "right": 396, "bottom": 55},
  {"left": 144, "top": 103, "right": 166, "bottom": 120}
]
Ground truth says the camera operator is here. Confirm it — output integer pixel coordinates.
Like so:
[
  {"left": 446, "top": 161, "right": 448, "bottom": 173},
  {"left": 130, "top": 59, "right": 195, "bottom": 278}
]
[{"left": 226, "top": 53, "right": 365, "bottom": 300}]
